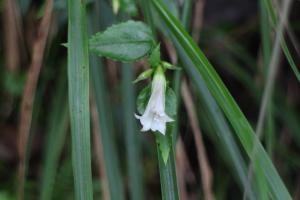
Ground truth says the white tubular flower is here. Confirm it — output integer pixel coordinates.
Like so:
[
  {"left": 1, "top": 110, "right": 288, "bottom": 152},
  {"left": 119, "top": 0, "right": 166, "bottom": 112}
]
[{"left": 135, "top": 66, "right": 173, "bottom": 135}]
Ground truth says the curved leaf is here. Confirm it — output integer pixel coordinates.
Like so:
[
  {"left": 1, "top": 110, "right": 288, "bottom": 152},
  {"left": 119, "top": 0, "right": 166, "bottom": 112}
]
[{"left": 150, "top": 0, "right": 292, "bottom": 199}]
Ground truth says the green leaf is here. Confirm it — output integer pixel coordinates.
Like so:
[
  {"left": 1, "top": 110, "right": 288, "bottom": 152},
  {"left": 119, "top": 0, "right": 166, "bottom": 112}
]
[
  {"left": 156, "top": 132, "right": 171, "bottom": 164},
  {"left": 262, "top": 0, "right": 300, "bottom": 82},
  {"left": 68, "top": 0, "right": 93, "bottom": 199},
  {"left": 162, "top": 61, "right": 181, "bottom": 70},
  {"left": 88, "top": 4, "right": 126, "bottom": 199},
  {"left": 136, "top": 84, "right": 151, "bottom": 115},
  {"left": 151, "top": 0, "right": 292, "bottom": 199},
  {"left": 4, "top": 71, "right": 25, "bottom": 96},
  {"left": 89, "top": 20, "right": 155, "bottom": 62},
  {"left": 149, "top": 44, "right": 161, "bottom": 67},
  {"left": 120, "top": 0, "right": 138, "bottom": 16},
  {"left": 133, "top": 69, "right": 154, "bottom": 84},
  {"left": 122, "top": 63, "right": 145, "bottom": 200},
  {"left": 165, "top": 87, "right": 177, "bottom": 118}
]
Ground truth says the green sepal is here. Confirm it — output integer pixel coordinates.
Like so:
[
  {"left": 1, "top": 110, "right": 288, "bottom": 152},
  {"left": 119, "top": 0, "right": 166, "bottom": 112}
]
[
  {"left": 61, "top": 43, "right": 68, "bottom": 48},
  {"left": 155, "top": 128, "right": 172, "bottom": 165},
  {"left": 133, "top": 69, "right": 154, "bottom": 84},
  {"left": 149, "top": 44, "right": 161, "bottom": 67},
  {"left": 162, "top": 61, "right": 181, "bottom": 70},
  {"left": 112, "top": 0, "right": 120, "bottom": 13},
  {"left": 165, "top": 87, "right": 177, "bottom": 118},
  {"left": 136, "top": 85, "right": 177, "bottom": 118},
  {"left": 136, "top": 84, "right": 151, "bottom": 115}
]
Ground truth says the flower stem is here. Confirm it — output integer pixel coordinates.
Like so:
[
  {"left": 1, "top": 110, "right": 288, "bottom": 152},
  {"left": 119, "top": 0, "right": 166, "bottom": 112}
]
[{"left": 156, "top": 129, "right": 179, "bottom": 200}]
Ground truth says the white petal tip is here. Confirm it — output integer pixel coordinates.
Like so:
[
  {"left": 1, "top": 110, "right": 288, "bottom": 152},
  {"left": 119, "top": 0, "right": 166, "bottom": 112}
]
[{"left": 134, "top": 113, "right": 141, "bottom": 119}]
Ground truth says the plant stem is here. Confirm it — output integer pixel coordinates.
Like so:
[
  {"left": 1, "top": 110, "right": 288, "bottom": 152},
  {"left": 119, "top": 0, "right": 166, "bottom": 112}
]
[
  {"left": 67, "top": 0, "right": 93, "bottom": 199},
  {"left": 156, "top": 132, "right": 179, "bottom": 200}
]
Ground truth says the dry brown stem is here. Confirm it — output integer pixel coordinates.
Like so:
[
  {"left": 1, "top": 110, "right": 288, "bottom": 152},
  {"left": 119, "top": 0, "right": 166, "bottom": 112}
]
[
  {"left": 17, "top": 1, "right": 53, "bottom": 199},
  {"left": 192, "top": 0, "right": 205, "bottom": 43},
  {"left": 3, "top": 0, "right": 21, "bottom": 72},
  {"left": 91, "top": 96, "right": 111, "bottom": 200},
  {"left": 181, "top": 79, "right": 215, "bottom": 200}
]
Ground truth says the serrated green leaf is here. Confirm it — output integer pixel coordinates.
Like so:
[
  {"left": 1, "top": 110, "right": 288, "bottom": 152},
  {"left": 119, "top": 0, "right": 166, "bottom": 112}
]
[
  {"left": 149, "top": 44, "right": 161, "bottom": 67},
  {"left": 89, "top": 20, "right": 155, "bottom": 62},
  {"left": 133, "top": 69, "right": 154, "bottom": 84},
  {"left": 165, "top": 87, "right": 177, "bottom": 118},
  {"left": 136, "top": 84, "right": 151, "bottom": 115}
]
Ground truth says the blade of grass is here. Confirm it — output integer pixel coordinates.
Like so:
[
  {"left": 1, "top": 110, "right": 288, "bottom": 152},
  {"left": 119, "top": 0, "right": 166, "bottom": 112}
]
[
  {"left": 67, "top": 0, "right": 93, "bottom": 199},
  {"left": 255, "top": 0, "right": 291, "bottom": 143},
  {"left": 40, "top": 67, "right": 69, "bottom": 200},
  {"left": 158, "top": 0, "right": 256, "bottom": 197},
  {"left": 151, "top": 0, "right": 292, "bottom": 199},
  {"left": 88, "top": 2, "right": 125, "bottom": 199},
  {"left": 262, "top": 0, "right": 300, "bottom": 81},
  {"left": 242, "top": 1, "right": 275, "bottom": 199},
  {"left": 121, "top": 64, "right": 144, "bottom": 200},
  {"left": 244, "top": 0, "right": 293, "bottom": 196},
  {"left": 176, "top": 44, "right": 256, "bottom": 200},
  {"left": 157, "top": 2, "right": 256, "bottom": 198},
  {"left": 215, "top": 47, "right": 300, "bottom": 148}
]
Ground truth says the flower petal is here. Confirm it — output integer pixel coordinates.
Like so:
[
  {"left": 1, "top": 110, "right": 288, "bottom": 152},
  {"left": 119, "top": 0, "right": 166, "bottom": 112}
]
[
  {"left": 163, "top": 114, "right": 174, "bottom": 122},
  {"left": 140, "top": 115, "right": 152, "bottom": 132},
  {"left": 156, "top": 122, "right": 166, "bottom": 135},
  {"left": 134, "top": 113, "right": 141, "bottom": 119}
]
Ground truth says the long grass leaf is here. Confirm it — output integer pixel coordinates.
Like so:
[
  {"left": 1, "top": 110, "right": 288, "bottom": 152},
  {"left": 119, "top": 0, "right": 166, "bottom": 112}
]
[
  {"left": 262, "top": 0, "right": 300, "bottom": 81},
  {"left": 88, "top": 2, "right": 125, "bottom": 199},
  {"left": 150, "top": 0, "right": 291, "bottom": 199},
  {"left": 40, "top": 68, "right": 69, "bottom": 200},
  {"left": 121, "top": 64, "right": 144, "bottom": 200},
  {"left": 67, "top": 0, "right": 93, "bottom": 199},
  {"left": 175, "top": 43, "right": 256, "bottom": 199}
]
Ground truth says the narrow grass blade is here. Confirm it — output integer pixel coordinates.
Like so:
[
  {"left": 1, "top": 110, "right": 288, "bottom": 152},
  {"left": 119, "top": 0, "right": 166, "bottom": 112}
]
[
  {"left": 155, "top": 0, "right": 256, "bottom": 198},
  {"left": 121, "top": 64, "right": 144, "bottom": 200},
  {"left": 88, "top": 2, "right": 125, "bottom": 199},
  {"left": 262, "top": 0, "right": 300, "bottom": 81},
  {"left": 67, "top": 0, "right": 93, "bottom": 199},
  {"left": 150, "top": 0, "right": 292, "bottom": 199},
  {"left": 40, "top": 68, "right": 69, "bottom": 200},
  {"left": 90, "top": 56, "right": 125, "bottom": 200},
  {"left": 260, "top": 0, "right": 274, "bottom": 155},
  {"left": 176, "top": 45, "right": 256, "bottom": 199}
]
